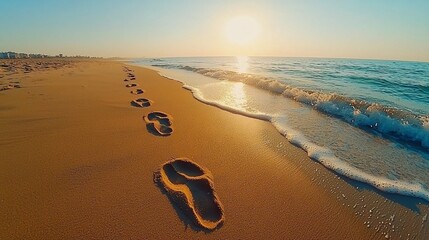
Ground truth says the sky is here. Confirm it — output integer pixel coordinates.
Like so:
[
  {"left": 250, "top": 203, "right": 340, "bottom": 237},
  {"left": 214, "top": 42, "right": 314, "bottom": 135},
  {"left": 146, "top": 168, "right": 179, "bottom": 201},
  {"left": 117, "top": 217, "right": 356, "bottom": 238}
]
[{"left": 1, "top": 0, "right": 429, "bottom": 61}]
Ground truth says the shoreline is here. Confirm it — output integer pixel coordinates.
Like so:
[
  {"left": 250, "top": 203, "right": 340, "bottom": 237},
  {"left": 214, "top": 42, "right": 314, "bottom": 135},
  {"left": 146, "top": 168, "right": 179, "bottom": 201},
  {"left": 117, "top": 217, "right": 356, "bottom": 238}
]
[
  {"left": 0, "top": 59, "right": 427, "bottom": 239},
  {"left": 141, "top": 64, "right": 429, "bottom": 203},
  {"left": 133, "top": 63, "right": 429, "bottom": 239}
]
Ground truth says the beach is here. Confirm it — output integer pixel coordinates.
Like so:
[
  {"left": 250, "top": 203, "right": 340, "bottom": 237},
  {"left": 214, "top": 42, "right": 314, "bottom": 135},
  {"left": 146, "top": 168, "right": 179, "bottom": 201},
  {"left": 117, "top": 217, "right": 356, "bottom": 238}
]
[{"left": 1, "top": 59, "right": 427, "bottom": 239}]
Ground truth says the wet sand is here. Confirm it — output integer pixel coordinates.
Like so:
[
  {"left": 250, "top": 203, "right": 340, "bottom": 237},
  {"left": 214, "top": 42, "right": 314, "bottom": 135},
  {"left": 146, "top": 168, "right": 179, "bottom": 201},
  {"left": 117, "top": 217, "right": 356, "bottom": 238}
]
[{"left": 0, "top": 59, "right": 427, "bottom": 239}]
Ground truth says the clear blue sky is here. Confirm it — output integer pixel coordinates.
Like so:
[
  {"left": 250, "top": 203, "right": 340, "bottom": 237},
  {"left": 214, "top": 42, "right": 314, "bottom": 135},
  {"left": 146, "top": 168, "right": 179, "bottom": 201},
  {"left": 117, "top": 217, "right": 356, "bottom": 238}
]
[{"left": 1, "top": 0, "right": 428, "bottom": 61}]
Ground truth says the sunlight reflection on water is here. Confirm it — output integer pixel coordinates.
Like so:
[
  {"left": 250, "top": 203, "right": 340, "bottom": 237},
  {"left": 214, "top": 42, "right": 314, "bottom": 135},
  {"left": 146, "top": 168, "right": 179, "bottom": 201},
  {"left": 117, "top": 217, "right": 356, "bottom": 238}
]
[
  {"left": 236, "top": 56, "right": 249, "bottom": 73},
  {"left": 220, "top": 82, "right": 248, "bottom": 111}
]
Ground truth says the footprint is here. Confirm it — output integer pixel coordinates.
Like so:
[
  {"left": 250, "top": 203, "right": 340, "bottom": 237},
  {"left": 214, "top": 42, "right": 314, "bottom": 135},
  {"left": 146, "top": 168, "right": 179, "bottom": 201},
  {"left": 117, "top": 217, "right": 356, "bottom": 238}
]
[
  {"left": 127, "top": 73, "right": 135, "bottom": 78},
  {"left": 154, "top": 158, "right": 225, "bottom": 230},
  {"left": 0, "top": 85, "right": 12, "bottom": 91},
  {"left": 130, "top": 89, "right": 144, "bottom": 95},
  {"left": 124, "top": 77, "right": 136, "bottom": 81},
  {"left": 0, "top": 84, "right": 21, "bottom": 91},
  {"left": 131, "top": 98, "right": 152, "bottom": 108},
  {"left": 125, "top": 83, "right": 138, "bottom": 88},
  {"left": 123, "top": 67, "right": 132, "bottom": 72},
  {"left": 143, "top": 111, "right": 173, "bottom": 136}
]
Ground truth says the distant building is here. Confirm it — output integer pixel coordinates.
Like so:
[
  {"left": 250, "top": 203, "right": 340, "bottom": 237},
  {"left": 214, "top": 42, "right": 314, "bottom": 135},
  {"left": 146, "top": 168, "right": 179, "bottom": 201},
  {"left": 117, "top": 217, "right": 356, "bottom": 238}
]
[
  {"left": 17, "top": 53, "right": 29, "bottom": 58},
  {"left": 29, "top": 54, "right": 43, "bottom": 58},
  {"left": 7, "top": 52, "right": 16, "bottom": 59},
  {"left": 0, "top": 52, "right": 9, "bottom": 59}
]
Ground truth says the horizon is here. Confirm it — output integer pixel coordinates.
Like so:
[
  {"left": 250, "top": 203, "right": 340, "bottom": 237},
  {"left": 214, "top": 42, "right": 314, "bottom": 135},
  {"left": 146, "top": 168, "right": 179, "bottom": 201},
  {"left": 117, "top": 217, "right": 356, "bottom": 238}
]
[
  {"left": 1, "top": 0, "right": 429, "bottom": 62},
  {"left": 2, "top": 51, "right": 429, "bottom": 64},
  {"left": 132, "top": 55, "right": 429, "bottom": 64}
]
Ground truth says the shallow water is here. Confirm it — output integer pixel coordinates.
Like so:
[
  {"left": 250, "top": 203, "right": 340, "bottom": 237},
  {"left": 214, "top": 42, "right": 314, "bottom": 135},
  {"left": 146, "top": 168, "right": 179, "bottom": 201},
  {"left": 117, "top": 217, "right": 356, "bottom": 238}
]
[{"left": 133, "top": 57, "right": 429, "bottom": 202}]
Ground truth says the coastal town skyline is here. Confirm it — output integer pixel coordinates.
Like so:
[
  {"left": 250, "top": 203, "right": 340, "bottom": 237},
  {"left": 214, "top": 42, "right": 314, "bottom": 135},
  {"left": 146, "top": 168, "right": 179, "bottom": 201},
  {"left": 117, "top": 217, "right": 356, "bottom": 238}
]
[{"left": 0, "top": 51, "right": 95, "bottom": 59}]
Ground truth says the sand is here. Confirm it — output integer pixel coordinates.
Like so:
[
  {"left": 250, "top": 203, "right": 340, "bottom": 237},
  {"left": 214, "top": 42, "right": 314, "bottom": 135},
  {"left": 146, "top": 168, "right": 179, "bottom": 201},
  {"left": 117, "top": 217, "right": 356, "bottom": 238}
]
[{"left": 1, "top": 59, "right": 427, "bottom": 239}]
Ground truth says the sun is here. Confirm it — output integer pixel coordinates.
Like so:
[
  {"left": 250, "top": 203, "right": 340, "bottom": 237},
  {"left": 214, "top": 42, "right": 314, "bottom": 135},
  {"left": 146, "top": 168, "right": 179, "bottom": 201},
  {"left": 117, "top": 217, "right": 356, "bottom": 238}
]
[{"left": 225, "top": 16, "right": 260, "bottom": 45}]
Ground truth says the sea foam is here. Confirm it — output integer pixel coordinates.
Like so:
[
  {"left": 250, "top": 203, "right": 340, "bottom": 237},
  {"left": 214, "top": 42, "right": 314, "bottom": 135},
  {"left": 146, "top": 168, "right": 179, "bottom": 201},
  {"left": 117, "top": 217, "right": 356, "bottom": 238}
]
[
  {"left": 155, "top": 64, "right": 429, "bottom": 150},
  {"left": 150, "top": 65, "right": 429, "bottom": 202}
]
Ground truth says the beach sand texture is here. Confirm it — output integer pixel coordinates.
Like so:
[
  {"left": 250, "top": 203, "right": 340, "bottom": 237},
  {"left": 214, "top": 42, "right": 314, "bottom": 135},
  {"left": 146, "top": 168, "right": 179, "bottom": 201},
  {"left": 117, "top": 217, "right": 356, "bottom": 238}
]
[{"left": 1, "top": 59, "right": 427, "bottom": 239}]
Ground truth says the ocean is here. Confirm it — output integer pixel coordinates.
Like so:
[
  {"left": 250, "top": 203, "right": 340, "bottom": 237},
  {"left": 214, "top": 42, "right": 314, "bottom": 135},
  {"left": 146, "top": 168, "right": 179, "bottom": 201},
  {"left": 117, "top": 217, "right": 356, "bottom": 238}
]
[{"left": 133, "top": 56, "right": 429, "bottom": 202}]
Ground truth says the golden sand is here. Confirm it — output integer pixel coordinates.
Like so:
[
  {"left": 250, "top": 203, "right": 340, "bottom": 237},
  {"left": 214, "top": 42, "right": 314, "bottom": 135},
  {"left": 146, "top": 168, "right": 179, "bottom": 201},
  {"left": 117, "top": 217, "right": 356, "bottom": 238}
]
[{"left": 4, "top": 59, "right": 426, "bottom": 239}]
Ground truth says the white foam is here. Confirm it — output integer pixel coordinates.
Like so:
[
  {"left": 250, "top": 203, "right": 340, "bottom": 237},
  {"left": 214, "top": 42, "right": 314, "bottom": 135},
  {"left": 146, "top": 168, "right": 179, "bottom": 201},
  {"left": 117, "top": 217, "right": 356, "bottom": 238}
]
[
  {"left": 170, "top": 66, "right": 429, "bottom": 150},
  {"left": 150, "top": 65, "right": 429, "bottom": 202},
  {"left": 271, "top": 119, "right": 429, "bottom": 202},
  {"left": 182, "top": 84, "right": 272, "bottom": 121}
]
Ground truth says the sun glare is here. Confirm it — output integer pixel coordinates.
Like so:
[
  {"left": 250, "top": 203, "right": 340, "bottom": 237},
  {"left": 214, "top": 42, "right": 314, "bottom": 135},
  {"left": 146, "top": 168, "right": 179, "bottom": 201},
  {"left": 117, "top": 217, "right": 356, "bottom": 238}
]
[
  {"left": 236, "top": 56, "right": 249, "bottom": 73},
  {"left": 225, "top": 16, "right": 260, "bottom": 45}
]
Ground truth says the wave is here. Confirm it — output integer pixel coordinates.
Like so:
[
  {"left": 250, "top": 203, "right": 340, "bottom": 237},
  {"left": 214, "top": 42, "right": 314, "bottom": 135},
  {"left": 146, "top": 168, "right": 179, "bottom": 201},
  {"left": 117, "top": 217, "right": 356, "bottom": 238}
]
[
  {"left": 158, "top": 72, "right": 429, "bottom": 202},
  {"left": 153, "top": 64, "right": 429, "bottom": 150}
]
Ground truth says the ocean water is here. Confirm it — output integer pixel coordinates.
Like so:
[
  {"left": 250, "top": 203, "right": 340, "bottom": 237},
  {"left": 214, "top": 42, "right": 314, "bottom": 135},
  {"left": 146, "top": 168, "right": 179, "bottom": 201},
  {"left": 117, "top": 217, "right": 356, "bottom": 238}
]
[{"left": 133, "top": 57, "right": 429, "bottom": 201}]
